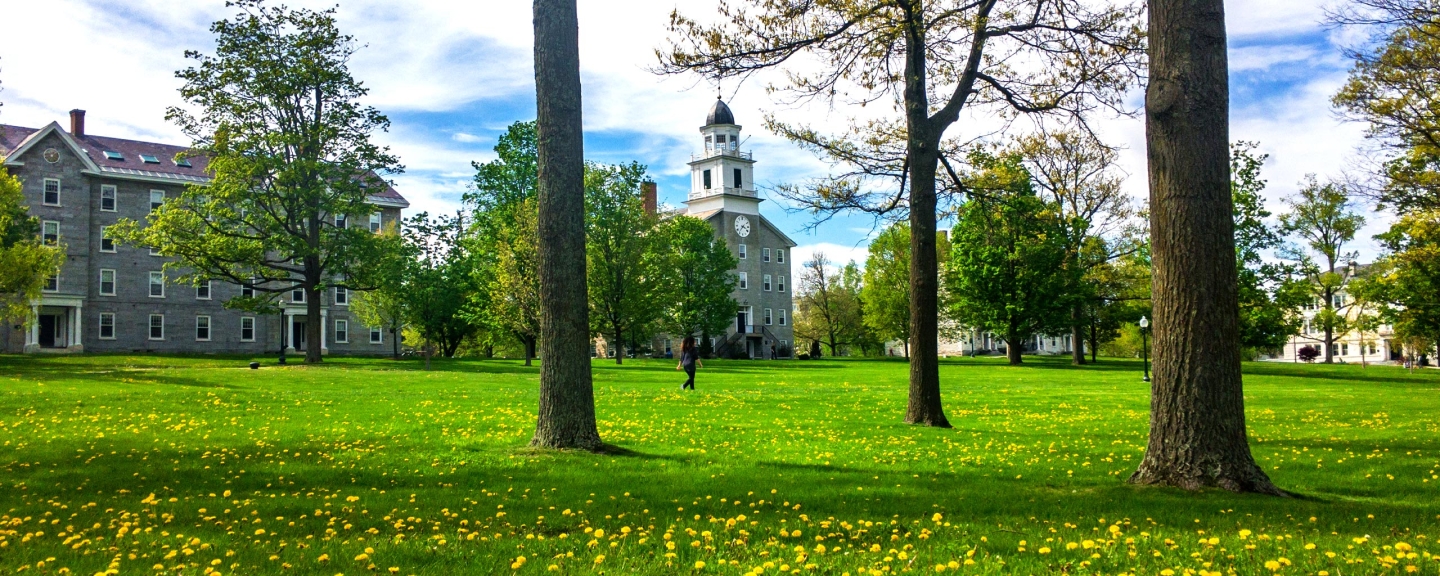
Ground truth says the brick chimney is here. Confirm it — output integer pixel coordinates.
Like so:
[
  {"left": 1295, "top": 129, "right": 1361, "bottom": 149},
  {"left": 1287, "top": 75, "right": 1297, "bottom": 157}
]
[
  {"left": 641, "top": 181, "right": 658, "bottom": 217},
  {"left": 69, "top": 110, "right": 86, "bottom": 138}
]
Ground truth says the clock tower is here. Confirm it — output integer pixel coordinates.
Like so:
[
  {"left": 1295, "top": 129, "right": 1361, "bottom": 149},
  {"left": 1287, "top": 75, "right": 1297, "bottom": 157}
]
[{"left": 684, "top": 98, "right": 761, "bottom": 217}]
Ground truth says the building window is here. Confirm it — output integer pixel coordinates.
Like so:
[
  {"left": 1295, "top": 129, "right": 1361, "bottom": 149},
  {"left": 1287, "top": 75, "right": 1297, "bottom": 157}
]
[
  {"left": 99, "top": 313, "right": 116, "bottom": 340},
  {"left": 43, "top": 270, "right": 59, "bottom": 292},
  {"left": 764, "top": 308, "right": 773, "bottom": 325},
  {"left": 777, "top": 275, "right": 786, "bottom": 292},
  {"left": 242, "top": 281, "right": 255, "bottom": 298},
  {"left": 42, "top": 220, "right": 59, "bottom": 245},
  {"left": 370, "top": 327, "right": 383, "bottom": 344},
  {"left": 195, "top": 316, "right": 211, "bottom": 341},
  {"left": 99, "top": 269, "right": 116, "bottom": 296},
  {"left": 150, "top": 190, "right": 165, "bottom": 211},
  {"left": 291, "top": 287, "right": 305, "bottom": 303},
  {"left": 738, "top": 243, "right": 747, "bottom": 259},
  {"left": 763, "top": 248, "right": 771, "bottom": 262},
  {"left": 369, "top": 213, "right": 382, "bottom": 233},
  {"left": 101, "top": 185, "right": 117, "bottom": 211},
  {"left": 149, "top": 271, "right": 165, "bottom": 298},
  {"left": 777, "top": 249, "right": 785, "bottom": 264},
  {"left": 335, "top": 320, "right": 349, "bottom": 343},
  {"left": 240, "top": 317, "right": 256, "bottom": 342},
  {"left": 335, "top": 287, "right": 348, "bottom": 305},
  {"left": 778, "top": 308, "right": 787, "bottom": 326},
  {"left": 738, "top": 272, "right": 748, "bottom": 290},
  {"left": 196, "top": 280, "right": 212, "bottom": 300},
  {"left": 42, "top": 179, "right": 60, "bottom": 205},
  {"left": 734, "top": 168, "right": 743, "bottom": 189},
  {"left": 100, "top": 227, "right": 116, "bottom": 252},
  {"left": 149, "top": 314, "right": 165, "bottom": 340},
  {"left": 335, "top": 214, "right": 347, "bottom": 229},
  {"left": 763, "top": 274, "right": 772, "bottom": 291},
  {"left": 703, "top": 169, "right": 712, "bottom": 189},
  {"left": 1341, "top": 342, "right": 1349, "bottom": 356}
]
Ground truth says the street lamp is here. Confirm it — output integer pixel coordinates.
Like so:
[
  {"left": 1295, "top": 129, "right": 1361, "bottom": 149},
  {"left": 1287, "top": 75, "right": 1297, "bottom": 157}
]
[{"left": 1138, "top": 316, "right": 1150, "bottom": 382}]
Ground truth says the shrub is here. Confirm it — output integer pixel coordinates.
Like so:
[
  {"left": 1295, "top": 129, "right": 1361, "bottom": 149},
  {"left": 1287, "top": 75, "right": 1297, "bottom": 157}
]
[{"left": 1297, "top": 345, "right": 1320, "bottom": 362}]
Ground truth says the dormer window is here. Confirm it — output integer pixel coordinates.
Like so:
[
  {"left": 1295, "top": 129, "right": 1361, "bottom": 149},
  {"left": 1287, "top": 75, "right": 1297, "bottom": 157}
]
[
  {"left": 103, "top": 151, "right": 124, "bottom": 161},
  {"left": 175, "top": 158, "right": 193, "bottom": 168},
  {"left": 140, "top": 154, "right": 160, "bottom": 164}
]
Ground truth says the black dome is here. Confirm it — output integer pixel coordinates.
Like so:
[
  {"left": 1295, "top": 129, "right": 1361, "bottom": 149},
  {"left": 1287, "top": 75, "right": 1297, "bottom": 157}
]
[{"left": 706, "top": 98, "right": 736, "bottom": 125}]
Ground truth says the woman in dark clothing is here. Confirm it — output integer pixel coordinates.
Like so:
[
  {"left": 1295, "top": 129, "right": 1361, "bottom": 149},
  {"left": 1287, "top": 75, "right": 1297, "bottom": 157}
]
[{"left": 676, "top": 336, "right": 702, "bottom": 390}]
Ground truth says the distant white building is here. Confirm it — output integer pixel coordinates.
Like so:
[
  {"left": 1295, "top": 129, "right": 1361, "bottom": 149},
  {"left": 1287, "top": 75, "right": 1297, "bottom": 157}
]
[{"left": 1277, "top": 288, "right": 1397, "bottom": 364}]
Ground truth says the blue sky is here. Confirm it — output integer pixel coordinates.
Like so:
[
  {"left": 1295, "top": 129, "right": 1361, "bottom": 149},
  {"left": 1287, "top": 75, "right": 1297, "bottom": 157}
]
[{"left": 0, "top": 0, "right": 1382, "bottom": 276}]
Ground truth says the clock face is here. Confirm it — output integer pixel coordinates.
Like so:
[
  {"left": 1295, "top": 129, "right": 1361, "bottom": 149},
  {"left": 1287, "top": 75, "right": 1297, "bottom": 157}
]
[{"left": 734, "top": 215, "right": 752, "bottom": 238}]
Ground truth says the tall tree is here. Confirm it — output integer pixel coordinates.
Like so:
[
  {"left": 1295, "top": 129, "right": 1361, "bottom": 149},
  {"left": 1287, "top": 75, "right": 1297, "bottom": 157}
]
[
  {"left": 944, "top": 152, "right": 1071, "bottom": 365},
  {"left": 1371, "top": 211, "right": 1440, "bottom": 359},
  {"left": 1129, "top": 0, "right": 1282, "bottom": 495},
  {"left": 0, "top": 167, "right": 65, "bottom": 323},
  {"left": 660, "top": 0, "right": 1145, "bottom": 428},
  {"left": 1230, "top": 143, "right": 1305, "bottom": 353},
  {"left": 531, "top": 0, "right": 600, "bottom": 450},
  {"left": 1279, "top": 176, "right": 1366, "bottom": 363},
  {"left": 795, "top": 253, "right": 865, "bottom": 356},
  {"left": 406, "top": 213, "right": 483, "bottom": 358},
  {"left": 1017, "top": 130, "right": 1135, "bottom": 365},
  {"left": 585, "top": 163, "right": 662, "bottom": 364},
  {"left": 466, "top": 121, "right": 541, "bottom": 358},
  {"left": 492, "top": 199, "right": 542, "bottom": 366},
  {"left": 112, "top": 0, "right": 403, "bottom": 364},
  {"left": 349, "top": 263, "right": 407, "bottom": 360},
  {"left": 657, "top": 216, "right": 739, "bottom": 344},
  {"left": 862, "top": 223, "right": 912, "bottom": 357}
]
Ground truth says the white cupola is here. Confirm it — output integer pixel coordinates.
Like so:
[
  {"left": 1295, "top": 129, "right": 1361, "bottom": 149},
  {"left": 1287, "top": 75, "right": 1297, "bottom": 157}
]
[{"left": 686, "top": 98, "right": 760, "bottom": 216}]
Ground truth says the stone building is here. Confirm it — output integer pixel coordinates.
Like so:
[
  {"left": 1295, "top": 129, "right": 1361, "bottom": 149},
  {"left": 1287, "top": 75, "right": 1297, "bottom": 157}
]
[
  {"left": 0, "top": 111, "right": 408, "bottom": 355},
  {"left": 656, "top": 99, "right": 797, "bottom": 359}
]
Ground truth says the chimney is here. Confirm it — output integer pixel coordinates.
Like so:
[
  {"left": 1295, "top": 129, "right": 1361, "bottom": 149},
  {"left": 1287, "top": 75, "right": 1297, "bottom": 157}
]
[
  {"left": 69, "top": 110, "right": 86, "bottom": 138},
  {"left": 642, "top": 181, "right": 658, "bottom": 217}
]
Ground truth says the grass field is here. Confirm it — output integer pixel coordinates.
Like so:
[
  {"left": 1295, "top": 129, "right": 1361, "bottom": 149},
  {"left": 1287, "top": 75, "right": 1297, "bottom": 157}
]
[{"left": 0, "top": 354, "right": 1437, "bottom": 575}]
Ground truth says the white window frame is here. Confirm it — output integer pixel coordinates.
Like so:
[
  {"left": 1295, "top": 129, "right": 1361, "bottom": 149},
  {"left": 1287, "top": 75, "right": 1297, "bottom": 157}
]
[
  {"left": 334, "top": 287, "right": 348, "bottom": 305},
  {"left": 335, "top": 214, "right": 347, "bottom": 229},
  {"left": 778, "top": 308, "right": 787, "bottom": 326},
  {"left": 98, "top": 313, "right": 116, "bottom": 340},
  {"left": 195, "top": 316, "right": 212, "bottom": 342},
  {"left": 100, "top": 185, "right": 117, "bottom": 212},
  {"left": 777, "top": 275, "right": 786, "bottom": 292},
  {"left": 196, "top": 280, "right": 212, "bottom": 300},
  {"left": 335, "top": 319, "right": 349, "bottom": 344},
  {"left": 763, "top": 247, "right": 771, "bottom": 262},
  {"left": 100, "top": 226, "right": 116, "bottom": 252},
  {"left": 242, "top": 280, "right": 255, "bottom": 298},
  {"left": 149, "top": 314, "right": 165, "bottom": 341},
  {"left": 149, "top": 190, "right": 165, "bottom": 211},
  {"left": 370, "top": 327, "right": 383, "bottom": 344},
  {"left": 777, "top": 249, "right": 785, "bottom": 264},
  {"left": 149, "top": 271, "right": 165, "bottom": 298},
  {"left": 43, "top": 271, "right": 59, "bottom": 293},
  {"left": 369, "top": 213, "right": 382, "bottom": 233},
  {"left": 291, "top": 287, "right": 305, "bottom": 303},
  {"left": 764, "top": 308, "right": 773, "bottom": 325},
  {"left": 738, "top": 272, "right": 748, "bottom": 290},
  {"left": 240, "top": 317, "right": 256, "bottom": 342},
  {"left": 99, "top": 269, "right": 116, "bottom": 296},
  {"left": 763, "top": 274, "right": 772, "bottom": 291},
  {"left": 43, "top": 178, "right": 60, "bottom": 206},
  {"left": 738, "top": 243, "right": 747, "bottom": 259},
  {"left": 42, "top": 220, "right": 60, "bottom": 245}
]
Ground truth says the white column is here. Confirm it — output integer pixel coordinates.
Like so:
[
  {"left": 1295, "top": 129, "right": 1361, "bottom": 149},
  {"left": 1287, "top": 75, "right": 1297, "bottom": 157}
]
[
  {"left": 27, "top": 305, "right": 40, "bottom": 350},
  {"left": 72, "top": 303, "right": 83, "bottom": 350},
  {"left": 320, "top": 309, "right": 328, "bottom": 355},
  {"left": 284, "top": 309, "right": 295, "bottom": 353}
]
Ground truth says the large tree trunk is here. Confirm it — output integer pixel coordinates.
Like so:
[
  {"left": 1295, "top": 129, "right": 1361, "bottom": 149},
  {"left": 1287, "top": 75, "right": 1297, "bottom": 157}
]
[
  {"left": 530, "top": 0, "right": 601, "bottom": 451},
  {"left": 524, "top": 336, "right": 536, "bottom": 367},
  {"left": 904, "top": 150, "right": 950, "bottom": 427},
  {"left": 1006, "top": 320, "right": 1023, "bottom": 366},
  {"left": 391, "top": 326, "right": 400, "bottom": 360},
  {"left": 1323, "top": 323, "right": 1334, "bottom": 364},
  {"left": 305, "top": 286, "right": 323, "bottom": 364},
  {"left": 1129, "top": 0, "right": 1282, "bottom": 495},
  {"left": 614, "top": 327, "right": 624, "bottom": 365},
  {"left": 1071, "top": 306, "right": 1086, "bottom": 365}
]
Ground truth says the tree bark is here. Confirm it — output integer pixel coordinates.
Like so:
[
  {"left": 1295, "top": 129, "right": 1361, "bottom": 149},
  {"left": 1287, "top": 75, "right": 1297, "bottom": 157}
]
[
  {"left": 391, "top": 326, "right": 400, "bottom": 360},
  {"left": 904, "top": 149, "right": 950, "bottom": 427},
  {"left": 1006, "top": 321, "right": 1023, "bottom": 366},
  {"left": 1129, "top": 0, "right": 1282, "bottom": 495},
  {"left": 524, "top": 336, "right": 536, "bottom": 367},
  {"left": 1071, "top": 306, "right": 1086, "bottom": 365},
  {"left": 305, "top": 286, "right": 322, "bottom": 364},
  {"left": 530, "top": 0, "right": 601, "bottom": 451},
  {"left": 614, "top": 328, "right": 624, "bottom": 365}
]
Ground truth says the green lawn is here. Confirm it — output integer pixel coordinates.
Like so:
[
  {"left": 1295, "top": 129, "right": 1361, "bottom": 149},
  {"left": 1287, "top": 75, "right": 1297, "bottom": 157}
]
[{"left": 0, "top": 354, "right": 1437, "bottom": 575}]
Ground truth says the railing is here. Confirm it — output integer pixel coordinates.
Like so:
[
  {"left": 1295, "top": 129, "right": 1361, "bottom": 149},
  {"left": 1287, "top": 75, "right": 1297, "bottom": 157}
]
[
  {"left": 688, "top": 187, "right": 758, "bottom": 201},
  {"left": 691, "top": 149, "right": 753, "bottom": 162}
]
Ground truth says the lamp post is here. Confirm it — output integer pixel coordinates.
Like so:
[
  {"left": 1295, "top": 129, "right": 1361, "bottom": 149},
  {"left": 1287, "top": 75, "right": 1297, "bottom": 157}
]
[{"left": 1138, "top": 316, "right": 1150, "bottom": 382}]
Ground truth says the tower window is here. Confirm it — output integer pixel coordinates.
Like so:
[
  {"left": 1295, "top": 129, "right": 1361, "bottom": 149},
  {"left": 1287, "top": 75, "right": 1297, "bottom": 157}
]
[
  {"left": 738, "top": 243, "right": 747, "bottom": 259},
  {"left": 716, "top": 134, "right": 726, "bottom": 144},
  {"left": 703, "top": 170, "right": 712, "bottom": 189},
  {"left": 734, "top": 168, "right": 743, "bottom": 189}
]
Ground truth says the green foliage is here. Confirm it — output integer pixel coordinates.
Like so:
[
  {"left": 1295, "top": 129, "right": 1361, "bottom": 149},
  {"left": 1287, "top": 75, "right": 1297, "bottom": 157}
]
[
  {"left": 490, "top": 198, "right": 541, "bottom": 362},
  {"left": 945, "top": 152, "right": 1072, "bottom": 361},
  {"left": 585, "top": 163, "right": 663, "bottom": 360},
  {"left": 862, "top": 223, "right": 911, "bottom": 353},
  {"left": 465, "top": 121, "right": 540, "bottom": 356},
  {"left": 0, "top": 167, "right": 64, "bottom": 322},
  {"left": 1279, "top": 175, "right": 1367, "bottom": 360},
  {"left": 404, "top": 213, "right": 484, "bottom": 358},
  {"left": 1372, "top": 210, "right": 1440, "bottom": 350},
  {"left": 795, "top": 253, "right": 866, "bottom": 356},
  {"left": 1230, "top": 142, "right": 1304, "bottom": 352},
  {"left": 656, "top": 216, "right": 737, "bottom": 339}
]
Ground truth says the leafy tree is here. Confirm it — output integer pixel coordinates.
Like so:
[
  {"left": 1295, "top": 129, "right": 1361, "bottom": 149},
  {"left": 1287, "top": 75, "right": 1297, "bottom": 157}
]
[
  {"left": 1081, "top": 240, "right": 1151, "bottom": 363},
  {"left": 531, "top": 0, "right": 600, "bottom": 451},
  {"left": 796, "top": 253, "right": 865, "bottom": 356},
  {"left": 585, "top": 163, "right": 662, "bottom": 364},
  {"left": 1371, "top": 210, "right": 1440, "bottom": 358},
  {"left": 1279, "top": 176, "right": 1366, "bottom": 363},
  {"left": 1230, "top": 143, "right": 1304, "bottom": 353},
  {"left": 657, "top": 216, "right": 738, "bottom": 342},
  {"left": 944, "top": 152, "right": 1071, "bottom": 365},
  {"left": 405, "top": 213, "right": 483, "bottom": 358},
  {"left": 1017, "top": 130, "right": 1136, "bottom": 364},
  {"left": 862, "top": 223, "right": 912, "bottom": 357},
  {"left": 465, "top": 121, "right": 539, "bottom": 358},
  {"left": 0, "top": 167, "right": 64, "bottom": 323},
  {"left": 659, "top": 0, "right": 1145, "bottom": 428},
  {"left": 1130, "top": 0, "right": 1281, "bottom": 496},
  {"left": 349, "top": 263, "right": 406, "bottom": 359},
  {"left": 491, "top": 198, "right": 541, "bottom": 366},
  {"left": 112, "top": 0, "right": 402, "bottom": 364}
]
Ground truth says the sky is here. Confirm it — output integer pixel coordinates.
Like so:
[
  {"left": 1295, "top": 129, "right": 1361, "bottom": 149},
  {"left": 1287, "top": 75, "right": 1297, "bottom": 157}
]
[{"left": 0, "top": 0, "right": 1383, "bottom": 280}]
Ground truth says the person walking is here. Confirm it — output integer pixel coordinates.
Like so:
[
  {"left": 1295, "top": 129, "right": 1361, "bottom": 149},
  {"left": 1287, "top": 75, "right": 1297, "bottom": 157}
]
[{"left": 676, "top": 335, "right": 702, "bottom": 390}]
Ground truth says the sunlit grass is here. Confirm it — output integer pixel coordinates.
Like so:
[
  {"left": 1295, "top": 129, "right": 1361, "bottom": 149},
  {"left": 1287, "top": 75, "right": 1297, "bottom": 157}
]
[{"left": 0, "top": 354, "right": 1437, "bottom": 575}]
